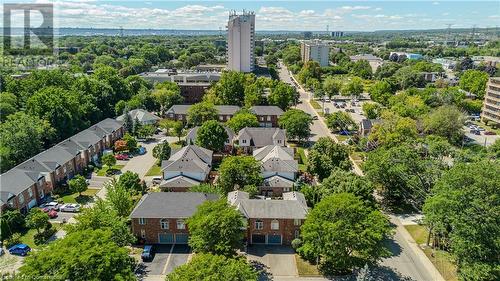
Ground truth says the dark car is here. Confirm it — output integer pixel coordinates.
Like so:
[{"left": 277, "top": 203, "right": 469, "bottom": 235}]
[
  {"left": 141, "top": 245, "right": 154, "bottom": 262},
  {"left": 339, "top": 130, "right": 350, "bottom": 135},
  {"left": 470, "top": 129, "right": 481, "bottom": 135},
  {"left": 9, "top": 244, "right": 31, "bottom": 256}
]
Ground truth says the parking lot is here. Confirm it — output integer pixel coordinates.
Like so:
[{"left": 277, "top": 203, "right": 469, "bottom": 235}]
[
  {"left": 322, "top": 98, "right": 367, "bottom": 124},
  {"left": 137, "top": 244, "right": 191, "bottom": 280},
  {"left": 463, "top": 125, "right": 500, "bottom": 146}
]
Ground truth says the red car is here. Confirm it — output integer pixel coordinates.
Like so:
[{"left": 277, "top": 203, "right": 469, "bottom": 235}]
[
  {"left": 115, "top": 154, "right": 129, "bottom": 160},
  {"left": 48, "top": 209, "right": 58, "bottom": 218},
  {"left": 484, "top": 131, "right": 497, "bottom": 135}
]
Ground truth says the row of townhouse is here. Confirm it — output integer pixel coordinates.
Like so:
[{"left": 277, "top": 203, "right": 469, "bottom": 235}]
[
  {"left": 165, "top": 105, "right": 284, "bottom": 127},
  {"left": 130, "top": 191, "right": 308, "bottom": 246},
  {"left": 0, "top": 118, "right": 125, "bottom": 214}
]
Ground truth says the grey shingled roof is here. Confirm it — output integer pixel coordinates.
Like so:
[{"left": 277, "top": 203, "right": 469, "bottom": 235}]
[
  {"left": 129, "top": 192, "right": 219, "bottom": 218},
  {"left": 236, "top": 128, "right": 286, "bottom": 147},
  {"left": 161, "top": 145, "right": 213, "bottom": 174},
  {"left": 250, "top": 106, "right": 284, "bottom": 116},
  {"left": 215, "top": 105, "right": 240, "bottom": 115},
  {"left": 166, "top": 104, "right": 192, "bottom": 115},
  {"left": 262, "top": 175, "right": 295, "bottom": 188},
  {"left": 228, "top": 191, "right": 308, "bottom": 219},
  {"left": 116, "top": 109, "right": 161, "bottom": 123},
  {"left": 159, "top": 175, "right": 200, "bottom": 188}
]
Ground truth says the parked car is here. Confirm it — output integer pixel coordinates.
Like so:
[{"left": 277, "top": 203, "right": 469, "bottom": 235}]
[
  {"left": 484, "top": 131, "right": 497, "bottom": 135},
  {"left": 8, "top": 244, "right": 31, "bottom": 256},
  {"left": 470, "top": 129, "right": 481, "bottom": 135},
  {"left": 152, "top": 177, "right": 162, "bottom": 185},
  {"left": 137, "top": 147, "right": 147, "bottom": 155},
  {"left": 477, "top": 127, "right": 485, "bottom": 132},
  {"left": 312, "top": 115, "right": 318, "bottom": 120},
  {"left": 48, "top": 209, "right": 58, "bottom": 218},
  {"left": 115, "top": 153, "right": 129, "bottom": 160},
  {"left": 141, "top": 245, "right": 155, "bottom": 262},
  {"left": 60, "top": 204, "right": 81, "bottom": 213},
  {"left": 339, "top": 130, "right": 350, "bottom": 135},
  {"left": 40, "top": 201, "right": 59, "bottom": 212}
]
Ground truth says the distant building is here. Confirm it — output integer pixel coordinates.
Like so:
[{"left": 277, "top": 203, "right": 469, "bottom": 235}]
[
  {"left": 331, "top": 31, "right": 344, "bottom": 37},
  {"left": 227, "top": 10, "right": 255, "bottom": 72},
  {"left": 481, "top": 77, "right": 500, "bottom": 125},
  {"left": 165, "top": 105, "right": 240, "bottom": 123},
  {"left": 116, "top": 109, "right": 160, "bottom": 125},
  {"left": 214, "top": 39, "right": 226, "bottom": 49},
  {"left": 389, "top": 52, "right": 423, "bottom": 60},
  {"left": 472, "top": 56, "right": 500, "bottom": 68},
  {"left": 349, "top": 54, "right": 383, "bottom": 72},
  {"left": 303, "top": 31, "right": 313, "bottom": 39},
  {"left": 300, "top": 40, "right": 330, "bottom": 67},
  {"left": 432, "top": 58, "right": 457, "bottom": 70}
]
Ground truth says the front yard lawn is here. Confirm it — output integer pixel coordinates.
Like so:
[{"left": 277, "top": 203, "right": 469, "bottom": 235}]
[
  {"left": 404, "top": 224, "right": 458, "bottom": 281},
  {"left": 96, "top": 164, "right": 125, "bottom": 176},
  {"left": 19, "top": 224, "right": 61, "bottom": 250},
  {"left": 145, "top": 163, "right": 162, "bottom": 176},
  {"left": 60, "top": 189, "right": 99, "bottom": 204},
  {"left": 295, "top": 254, "right": 321, "bottom": 277}
]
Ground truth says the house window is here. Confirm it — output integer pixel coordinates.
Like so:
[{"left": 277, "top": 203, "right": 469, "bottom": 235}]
[
  {"left": 277, "top": 140, "right": 282, "bottom": 144},
  {"left": 295, "top": 229, "right": 300, "bottom": 239},
  {"left": 242, "top": 139, "right": 247, "bottom": 144},
  {"left": 255, "top": 220, "right": 263, "bottom": 230},
  {"left": 267, "top": 116, "right": 271, "bottom": 121},
  {"left": 8, "top": 200, "right": 14, "bottom": 208},
  {"left": 63, "top": 166, "right": 67, "bottom": 173},
  {"left": 160, "top": 219, "right": 169, "bottom": 229},
  {"left": 18, "top": 194, "right": 24, "bottom": 204},
  {"left": 283, "top": 187, "right": 290, "bottom": 192},
  {"left": 177, "top": 219, "right": 185, "bottom": 230},
  {"left": 219, "top": 115, "right": 224, "bottom": 121},
  {"left": 140, "top": 229, "right": 146, "bottom": 239},
  {"left": 139, "top": 218, "right": 146, "bottom": 225},
  {"left": 39, "top": 188, "right": 45, "bottom": 199},
  {"left": 28, "top": 188, "right": 33, "bottom": 198},
  {"left": 271, "top": 220, "right": 279, "bottom": 230},
  {"left": 294, "top": 219, "right": 301, "bottom": 226}
]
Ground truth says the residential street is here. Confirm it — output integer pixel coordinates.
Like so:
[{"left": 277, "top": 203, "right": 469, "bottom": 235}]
[{"left": 278, "top": 62, "right": 444, "bottom": 281}]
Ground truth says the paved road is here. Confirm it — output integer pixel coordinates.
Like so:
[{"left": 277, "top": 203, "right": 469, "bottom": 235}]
[{"left": 277, "top": 61, "right": 443, "bottom": 281}]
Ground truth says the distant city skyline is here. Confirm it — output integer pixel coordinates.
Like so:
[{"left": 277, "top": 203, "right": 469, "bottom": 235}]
[{"left": 4, "top": 0, "right": 500, "bottom": 31}]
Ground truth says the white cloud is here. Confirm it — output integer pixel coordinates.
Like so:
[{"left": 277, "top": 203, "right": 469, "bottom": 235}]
[{"left": 432, "top": 2, "right": 440, "bottom": 5}]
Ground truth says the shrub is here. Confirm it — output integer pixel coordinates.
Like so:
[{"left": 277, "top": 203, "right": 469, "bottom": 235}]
[
  {"left": 291, "top": 238, "right": 302, "bottom": 250},
  {"left": 5, "top": 233, "right": 22, "bottom": 248},
  {"left": 34, "top": 227, "right": 56, "bottom": 245}
]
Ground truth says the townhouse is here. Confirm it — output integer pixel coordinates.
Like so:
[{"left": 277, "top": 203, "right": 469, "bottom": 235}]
[
  {"left": 165, "top": 105, "right": 241, "bottom": 123},
  {"left": 253, "top": 145, "right": 298, "bottom": 197},
  {"left": 116, "top": 109, "right": 161, "bottom": 125},
  {"left": 159, "top": 145, "right": 213, "bottom": 192},
  {"left": 250, "top": 106, "right": 284, "bottom": 127},
  {"left": 130, "top": 192, "right": 219, "bottom": 244},
  {"left": 0, "top": 118, "right": 124, "bottom": 213},
  {"left": 235, "top": 127, "right": 286, "bottom": 153},
  {"left": 186, "top": 126, "right": 235, "bottom": 152},
  {"left": 228, "top": 191, "right": 308, "bottom": 245}
]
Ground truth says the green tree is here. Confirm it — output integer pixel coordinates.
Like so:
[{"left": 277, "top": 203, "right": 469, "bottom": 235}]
[
  {"left": 423, "top": 105, "right": 465, "bottom": 144},
  {"left": 282, "top": 45, "right": 301, "bottom": 66},
  {"left": 244, "top": 83, "right": 265, "bottom": 107},
  {"left": 101, "top": 153, "right": 116, "bottom": 167},
  {"left": 362, "top": 103, "right": 382, "bottom": 119},
  {"left": 320, "top": 169, "right": 376, "bottom": 207},
  {"left": 393, "top": 66, "right": 424, "bottom": 90},
  {"left": 118, "top": 171, "right": 143, "bottom": 194},
  {"left": 341, "top": 77, "right": 364, "bottom": 98},
  {"left": 152, "top": 86, "right": 183, "bottom": 116},
  {"left": 173, "top": 121, "right": 184, "bottom": 141},
  {"left": 188, "top": 183, "right": 223, "bottom": 195},
  {"left": 389, "top": 93, "right": 429, "bottom": 119},
  {"left": 123, "top": 133, "right": 137, "bottom": 150},
  {"left": 211, "top": 71, "right": 246, "bottom": 105},
  {"left": 136, "top": 124, "right": 156, "bottom": 139},
  {"left": 268, "top": 82, "right": 297, "bottom": 110},
  {"left": 298, "top": 193, "right": 391, "bottom": 275},
  {"left": 423, "top": 161, "right": 500, "bottom": 281},
  {"left": 187, "top": 102, "right": 218, "bottom": 126},
  {"left": 374, "top": 62, "right": 401, "bottom": 79},
  {"left": 226, "top": 111, "right": 259, "bottom": 133},
  {"left": 187, "top": 200, "right": 245, "bottom": 256},
  {"left": 307, "top": 137, "right": 351, "bottom": 181},
  {"left": 0, "top": 210, "right": 25, "bottom": 240},
  {"left": 0, "top": 92, "right": 17, "bottom": 117},
  {"left": 26, "top": 208, "right": 49, "bottom": 234},
  {"left": 322, "top": 76, "right": 342, "bottom": 99},
  {"left": 166, "top": 253, "right": 257, "bottom": 281},
  {"left": 20, "top": 229, "right": 136, "bottom": 281},
  {"left": 326, "top": 111, "right": 357, "bottom": 132},
  {"left": 488, "top": 139, "right": 500, "bottom": 158},
  {"left": 350, "top": 60, "right": 372, "bottom": 79},
  {"left": 68, "top": 175, "right": 88, "bottom": 197},
  {"left": 67, "top": 200, "right": 134, "bottom": 246},
  {"left": 195, "top": 120, "right": 228, "bottom": 152},
  {"left": 105, "top": 179, "right": 134, "bottom": 217},
  {"left": 0, "top": 112, "right": 54, "bottom": 172},
  {"left": 218, "top": 156, "right": 263, "bottom": 194},
  {"left": 368, "top": 80, "right": 394, "bottom": 105},
  {"left": 122, "top": 107, "right": 134, "bottom": 133},
  {"left": 368, "top": 111, "right": 418, "bottom": 147},
  {"left": 278, "top": 109, "right": 313, "bottom": 142},
  {"left": 298, "top": 61, "right": 322, "bottom": 85},
  {"left": 459, "top": 69, "right": 489, "bottom": 99},
  {"left": 153, "top": 141, "right": 171, "bottom": 162}
]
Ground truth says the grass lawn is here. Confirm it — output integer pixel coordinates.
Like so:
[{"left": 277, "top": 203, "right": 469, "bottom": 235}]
[
  {"left": 145, "top": 163, "right": 162, "bottom": 176},
  {"left": 295, "top": 254, "right": 321, "bottom": 277},
  {"left": 96, "top": 164, "right": 125, "bottom": 176},
  {"left": 296, "top": 147, "right": 308, "bottom": 172},
  {"left": 404, "top": 225, "right": 458, "bottom": 281},
  {"left": 19, "top": 224, "right": 61, "bottom": 250},
  {"left": 60, "top": 189, "right": 99, "bottom": 204},
  {"left": 309, "top": 99, "right": 322, "bottom": 110},
  {"left": 336, "top": 135, "right": 349, "bottom": 142}
]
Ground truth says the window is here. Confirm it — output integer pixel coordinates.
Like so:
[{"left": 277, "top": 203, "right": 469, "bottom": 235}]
[
  {"left": 140, "top": 229, "right": 146, "bottom": 239},
  {"left": 255, "top": 220, "right": 263, "bottom": 230},
  {"left": 18, "top": 194, "right": 24, "bottom": 204},
  {"left": 242, "top": 139, "right": 247, "bottom": 144},
  {"left": 294, "top": 219, "right": 301, "bottom": 226},
  {"left": 160, "top": 219, "right": 169, "bottom": 229},
  {"left": 283, "top": 187, "right": 290, "bottom": 192},
  {"left": 267, "top": 116, "right": 271, "bottom": 121},
  {"left": 177, "top": 219, "right": 185, "bottom": 230},
  {"left": 63, "top": 166, "right": 67, "bottom": 173},
  {"left": 8, "top": 200, "right": 14, "bottom": 208},
  {"left": 39, "top": 188, "right": 45, "bottom": 199},
  {"left": 28, "top": 188, "right": 33, "bottom": 198},
  {"left": 295, "top": 229, "right": 300, "bottom": 239},
  {"left": 277, "top": 140, "right": 282, "bottom": 144},
  {"left": 139, "top": 218, "right": 146, "bottom": 225},
  {"left": 219, "top": 115, "right": 224, "bottom": 121},
  {"left": 271, "top": 220, "right": 279, "bottom": 230}
]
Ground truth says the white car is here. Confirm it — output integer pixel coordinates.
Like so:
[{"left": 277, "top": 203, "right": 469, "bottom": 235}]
[
  {"left": 152, "top": 177, "right": 162, "bottom": 185},
  {"left": 59, "top": 204, "right": 81, "bottom": 213},
  {"left": 40, "top": 201, "right": 59, "bottom": 211}
]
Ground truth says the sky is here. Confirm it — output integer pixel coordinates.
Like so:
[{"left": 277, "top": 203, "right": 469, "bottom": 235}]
[{"left": 3, "top": 0, "right": 500, "bottom": 31}]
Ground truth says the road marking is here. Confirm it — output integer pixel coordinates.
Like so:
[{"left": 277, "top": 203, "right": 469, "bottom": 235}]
[{"left": 161, "top": 244, "right": 175, "bottom": 275}]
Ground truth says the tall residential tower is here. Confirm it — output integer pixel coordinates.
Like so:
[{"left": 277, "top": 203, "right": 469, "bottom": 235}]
[
  {"left": 227, "top": 10, "right": 255, "bottom": 73},
  {"left": 300, "top": 40, "right": 330, "bottom": 67}
]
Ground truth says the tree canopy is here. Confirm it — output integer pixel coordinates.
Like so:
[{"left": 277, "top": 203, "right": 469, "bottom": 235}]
[
  {"left": 187, "top": 102, "right": 218, "bottom": 126},
  {"left": 278, "top": 109, "right": 312, "bottom": 142},
  {"left": 226, "top": 110, "right": 259, "bottom": 133},
  {"left": 218, "top": 156, "right": 263, "bottom": 194},
  {"left": 195, "top": 120, "right": 228, "bottom": 152},
  {"left": 307, "top": 137, "right": 351, "bottom": 181}
]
